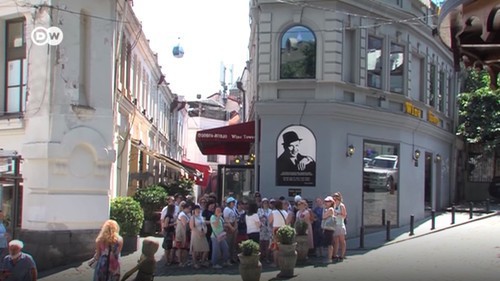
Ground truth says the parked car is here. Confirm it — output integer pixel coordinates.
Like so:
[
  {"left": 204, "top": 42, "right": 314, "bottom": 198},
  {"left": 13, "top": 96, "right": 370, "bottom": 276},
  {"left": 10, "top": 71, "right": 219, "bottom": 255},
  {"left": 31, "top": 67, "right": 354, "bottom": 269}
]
[{"left": 363, "top": 155, "right": 398, "bottom": 192}]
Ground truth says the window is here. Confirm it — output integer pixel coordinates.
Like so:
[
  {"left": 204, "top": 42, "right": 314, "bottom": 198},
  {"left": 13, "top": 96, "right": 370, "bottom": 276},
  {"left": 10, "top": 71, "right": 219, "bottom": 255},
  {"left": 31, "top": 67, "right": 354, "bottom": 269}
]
[
  {"left": 207, "top": 155, "right": 218, "bottom": 163},
  {"left": 428, "top": 64, "right": 436, "bottom": 107},
  {"left": 280, "top": 25, "right": 316, "bottom": 79},
  {"left": 5, "top": 19, "right": 27, "bottom": 114},
  {"left": 410, "top": 54, "right": 424, "bottom": 101},
  {"left": 367, "top": 36, "right": 383, "bottom": 89},
  {"left": 390, "top": 43, "right": 404, "bottom": 93},
  {"left": 438, "top": 71, "right": 445, "bottom": 112}
]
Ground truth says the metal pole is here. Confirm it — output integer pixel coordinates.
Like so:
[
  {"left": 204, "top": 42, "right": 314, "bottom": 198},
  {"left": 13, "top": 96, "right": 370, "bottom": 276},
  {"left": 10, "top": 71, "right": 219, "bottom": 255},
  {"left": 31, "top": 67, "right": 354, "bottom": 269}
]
[
  {"left": 386, "top": 220, "right": 391, "bottom": 241},
  {"left": 409, "top": 215, "right": 415, "bottom": 236},
  {"left": 486, "top": 199, "right": 490, "bottom": 213},
  {"left": 469, "top": 201, "right": 473, "bottom": 219},
  {"left": 359, "top": 226, "right": 365, "bottom": 249},
  {"left": 451, "top": 206, "right": 456, "bottom": 225},
  {"left": 431, "top": 210, "right": 436, "bottom": 230},
  {"left": 382, "top": 209, "right": 386, "bottom": 226}
]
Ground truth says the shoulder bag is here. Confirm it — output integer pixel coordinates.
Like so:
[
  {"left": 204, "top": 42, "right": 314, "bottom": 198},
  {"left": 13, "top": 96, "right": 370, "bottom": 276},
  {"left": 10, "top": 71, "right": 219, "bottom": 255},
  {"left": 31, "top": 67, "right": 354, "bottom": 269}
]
[{"left": 321, "top": 209, "right": 336, "bottom": 231}]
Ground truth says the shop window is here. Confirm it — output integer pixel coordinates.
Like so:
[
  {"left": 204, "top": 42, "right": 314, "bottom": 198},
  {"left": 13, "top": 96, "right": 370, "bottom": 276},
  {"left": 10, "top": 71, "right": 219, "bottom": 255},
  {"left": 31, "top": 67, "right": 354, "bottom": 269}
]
[
  {"left": 280, "top": 25, "right": 316, "bottom": 79},
  {"left": 367, "top": 36, "right": 383, "bottom": 89},
  {"left": 4, "top": 18, "right": 27, "bottom": 114},
  {"left": 389, "top": 43, "right": 404, "bottom": 94}
]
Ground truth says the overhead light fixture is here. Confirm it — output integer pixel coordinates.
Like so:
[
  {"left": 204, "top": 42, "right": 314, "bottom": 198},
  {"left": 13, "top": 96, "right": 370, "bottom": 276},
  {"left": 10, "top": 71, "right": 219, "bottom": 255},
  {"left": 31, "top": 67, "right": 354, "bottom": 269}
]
[{"left": 346, "top": 144, "right": 355, "bottom": 158}]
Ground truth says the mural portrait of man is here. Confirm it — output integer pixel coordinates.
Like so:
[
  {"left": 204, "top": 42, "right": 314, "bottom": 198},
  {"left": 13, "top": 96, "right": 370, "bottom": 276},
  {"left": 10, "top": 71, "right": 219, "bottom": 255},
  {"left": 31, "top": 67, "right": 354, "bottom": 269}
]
[{"left": 276, "top": 126, "right": 316, "bottom": 186}]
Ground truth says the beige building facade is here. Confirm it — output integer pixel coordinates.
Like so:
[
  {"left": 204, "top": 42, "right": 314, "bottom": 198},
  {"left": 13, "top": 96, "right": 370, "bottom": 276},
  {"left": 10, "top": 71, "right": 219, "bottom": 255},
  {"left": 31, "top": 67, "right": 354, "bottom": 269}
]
[{"left": 0, "top": 0, "right": 188, "bottom": 270}]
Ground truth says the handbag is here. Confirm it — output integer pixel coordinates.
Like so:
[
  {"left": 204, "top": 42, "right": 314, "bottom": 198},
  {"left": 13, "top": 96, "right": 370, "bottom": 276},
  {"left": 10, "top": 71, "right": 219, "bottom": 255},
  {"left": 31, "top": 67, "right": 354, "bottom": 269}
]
[
  {"left": 216, "top": 231, "right": 227, "bottom": 241},
  {"left": 321, "top": 215, "right": 336, "bottom": 231}
]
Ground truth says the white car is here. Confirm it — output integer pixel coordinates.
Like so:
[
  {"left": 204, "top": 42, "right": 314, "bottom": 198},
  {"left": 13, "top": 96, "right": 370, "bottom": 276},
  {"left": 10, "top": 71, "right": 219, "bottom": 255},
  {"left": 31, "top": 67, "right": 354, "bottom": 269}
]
[{"left": 363, "top": 155, "right": 398, "bottom": 192}]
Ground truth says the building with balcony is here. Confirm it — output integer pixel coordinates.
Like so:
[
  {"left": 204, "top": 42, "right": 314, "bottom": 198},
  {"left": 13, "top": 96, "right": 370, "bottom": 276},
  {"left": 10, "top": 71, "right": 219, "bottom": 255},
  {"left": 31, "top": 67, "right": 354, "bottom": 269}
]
[
  {"left": 0, "top": 0, "right": 189, "bottom": 270},
  {"left": 249, "top": 0, "right": 460, "bottom": 235}
]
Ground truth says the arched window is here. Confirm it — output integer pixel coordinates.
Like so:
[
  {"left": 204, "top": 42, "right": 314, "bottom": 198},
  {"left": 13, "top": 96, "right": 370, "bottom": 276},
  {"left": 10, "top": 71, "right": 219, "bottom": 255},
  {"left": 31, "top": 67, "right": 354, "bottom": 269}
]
[{"left": 280, "top": 25, "right": 316, "bottom": 79}]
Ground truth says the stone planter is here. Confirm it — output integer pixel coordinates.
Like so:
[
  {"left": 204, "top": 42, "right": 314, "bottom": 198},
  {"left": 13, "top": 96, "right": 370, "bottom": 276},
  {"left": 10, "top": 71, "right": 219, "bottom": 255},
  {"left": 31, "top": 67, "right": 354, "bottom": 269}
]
[
  {"left": 277, "top": 243, "right": 297, "bottom": 278},
  {"left": 142, "top": 220, "right": 156, "bottom": 235},
  {"left": 295, "top": 235, "right": 309, "bottom": 263},
  {"left": 121, "top": 235, "right": 139, "bottom": 254},
  {"left": 238, "top": 253, "right": 262, "bottom": 281}
]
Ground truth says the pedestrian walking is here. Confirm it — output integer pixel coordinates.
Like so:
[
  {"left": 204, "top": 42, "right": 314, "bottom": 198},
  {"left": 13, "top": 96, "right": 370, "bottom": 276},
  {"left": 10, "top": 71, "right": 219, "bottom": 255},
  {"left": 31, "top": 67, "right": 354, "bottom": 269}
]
[
  {"left": 0, "top": 239, "right": 37, "bottom": 281},
  {"left": 175, "top": 202, "right": 191, "bottom": 267},
  {"left": 93, "top": 219, "right": 123, "bottom": 281}
]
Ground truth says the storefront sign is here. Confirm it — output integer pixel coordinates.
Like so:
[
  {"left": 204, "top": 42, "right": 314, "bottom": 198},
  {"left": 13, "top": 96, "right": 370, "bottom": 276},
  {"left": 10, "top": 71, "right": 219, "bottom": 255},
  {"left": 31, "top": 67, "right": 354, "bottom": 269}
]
[
  {"left": 405, "top": 102, "right": 423, "bottom": 118},
  {"left": 427, "top": 111, "right": 440, "bottom": 125}
]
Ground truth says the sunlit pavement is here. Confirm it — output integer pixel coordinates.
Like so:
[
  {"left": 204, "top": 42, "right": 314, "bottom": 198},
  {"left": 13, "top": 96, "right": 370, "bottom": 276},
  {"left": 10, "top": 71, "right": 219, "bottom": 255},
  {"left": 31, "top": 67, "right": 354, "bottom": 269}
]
[{"left": 39, "top": 205, "right": 499, "bottom": 281}]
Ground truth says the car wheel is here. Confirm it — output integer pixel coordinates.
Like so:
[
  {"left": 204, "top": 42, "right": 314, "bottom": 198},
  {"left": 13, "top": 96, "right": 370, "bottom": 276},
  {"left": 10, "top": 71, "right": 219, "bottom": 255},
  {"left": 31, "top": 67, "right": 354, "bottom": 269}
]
[{"left": 386, "top": 177, "right": 395, "bottom": 191}]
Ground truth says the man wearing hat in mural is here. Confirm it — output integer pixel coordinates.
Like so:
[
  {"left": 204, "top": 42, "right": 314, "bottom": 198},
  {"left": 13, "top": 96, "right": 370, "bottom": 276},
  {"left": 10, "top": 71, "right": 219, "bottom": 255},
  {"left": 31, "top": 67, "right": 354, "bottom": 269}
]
[{"left": 276, "top": 131, "right": 316, "bottom": 185}]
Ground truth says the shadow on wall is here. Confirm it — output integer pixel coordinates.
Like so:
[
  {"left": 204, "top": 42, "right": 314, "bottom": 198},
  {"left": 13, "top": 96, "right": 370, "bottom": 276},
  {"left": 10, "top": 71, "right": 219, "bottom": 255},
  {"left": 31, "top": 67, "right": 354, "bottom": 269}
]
[{"left": 18, "top": 227, "right": 99, "bottom": 272}]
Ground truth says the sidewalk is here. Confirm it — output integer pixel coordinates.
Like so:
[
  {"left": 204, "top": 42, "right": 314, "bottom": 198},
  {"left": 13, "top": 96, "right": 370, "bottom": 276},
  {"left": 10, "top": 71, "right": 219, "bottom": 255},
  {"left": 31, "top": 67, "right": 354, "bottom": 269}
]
[{"left": 38, "top": 206, "right": 499, "bottom": 281}]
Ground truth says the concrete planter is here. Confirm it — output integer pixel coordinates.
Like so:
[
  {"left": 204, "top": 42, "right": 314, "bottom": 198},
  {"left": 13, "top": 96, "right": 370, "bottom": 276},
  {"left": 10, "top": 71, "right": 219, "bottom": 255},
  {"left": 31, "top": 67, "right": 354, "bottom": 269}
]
[
  {"left": 277, "top": 243, "right": 297, "bottom": 278},
  {"left": 238, "top": 253, "right": 262, "bottom": 281},
  {"left": 295, "top": 235, "right": 309, "bottom": 263},
  {"left": 122, "top": 235, "right": 139, "bottom": 254}
]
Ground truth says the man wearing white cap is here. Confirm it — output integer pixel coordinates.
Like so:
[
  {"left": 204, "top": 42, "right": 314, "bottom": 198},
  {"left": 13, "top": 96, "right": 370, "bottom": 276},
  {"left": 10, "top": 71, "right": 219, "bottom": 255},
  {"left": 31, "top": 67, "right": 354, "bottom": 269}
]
[
  {"left": 0, "top": 240, "right": 37, "bottom": 281},
  {"left": 223, "top": 197, "right": 238, "bottom": 264}
]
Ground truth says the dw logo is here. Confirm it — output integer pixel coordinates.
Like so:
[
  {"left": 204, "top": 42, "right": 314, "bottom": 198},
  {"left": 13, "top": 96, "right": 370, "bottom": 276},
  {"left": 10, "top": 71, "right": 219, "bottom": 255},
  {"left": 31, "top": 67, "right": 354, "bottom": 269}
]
[{"left": 31, "top": 26, "right": 64, "bottom": 46}]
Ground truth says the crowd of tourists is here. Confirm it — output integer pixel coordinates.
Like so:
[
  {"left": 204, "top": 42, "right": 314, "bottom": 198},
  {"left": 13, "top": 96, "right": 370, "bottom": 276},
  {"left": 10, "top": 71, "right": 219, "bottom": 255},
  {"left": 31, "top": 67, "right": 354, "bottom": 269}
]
[{"left": 159, "top": 191, "right": 348, "bottom": 270}]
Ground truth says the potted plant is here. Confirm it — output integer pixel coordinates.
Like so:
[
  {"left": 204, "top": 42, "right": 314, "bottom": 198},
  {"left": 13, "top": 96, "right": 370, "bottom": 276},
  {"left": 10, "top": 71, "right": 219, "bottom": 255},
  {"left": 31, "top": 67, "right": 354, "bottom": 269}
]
[
  {"left": 110, "top": 197, "right": 144, "bottom": 253},
  {"left": 294, "top": 220, "right": 309, "bottom": 262},
  {"left": 238, "top": 240, "right": 261, "bottom": 281},
  {"left": 133, "top": 185, "right": 168, "bottom": 235},
  {"left": 276, "top": 225, "right": 297, "bottom": 278}
]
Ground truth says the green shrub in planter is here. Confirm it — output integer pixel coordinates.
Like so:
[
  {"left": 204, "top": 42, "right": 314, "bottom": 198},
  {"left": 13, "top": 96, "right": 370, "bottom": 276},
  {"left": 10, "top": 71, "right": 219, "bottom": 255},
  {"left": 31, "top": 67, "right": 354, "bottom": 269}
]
[
  {"left": 239, "top": 239, "right": 260, "bottom": 256},
  {"left": 276, "top": 225, "right": 296, "bottom": 245},
  {"left": 110, "top": 197, "right": 144, "bottom": 236},
  {"left": 294, "top": 220, "right": 308, "bottom": 236},
  {"left": 133, "top": 185, "right": 168, "bottom": 220}
]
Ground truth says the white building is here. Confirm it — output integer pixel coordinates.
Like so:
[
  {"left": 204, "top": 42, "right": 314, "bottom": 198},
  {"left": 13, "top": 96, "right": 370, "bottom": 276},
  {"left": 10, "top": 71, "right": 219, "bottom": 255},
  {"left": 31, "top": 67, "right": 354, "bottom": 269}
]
[
  {"left": 0, "top": 0, "right": 188, "bottom": 270},
  {"left": 249, "top": 0, "right": 459, "bottom": 235}
]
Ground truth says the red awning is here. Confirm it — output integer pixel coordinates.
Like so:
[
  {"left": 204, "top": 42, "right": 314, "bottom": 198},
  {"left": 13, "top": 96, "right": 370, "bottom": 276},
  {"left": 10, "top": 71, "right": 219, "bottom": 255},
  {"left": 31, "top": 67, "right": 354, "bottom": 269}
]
[
  {"left": 181, "top": 160, "right": 212, "bottom": 187},
  {"left": 196, "top": 121, "right": 255, "bottom": 155}
]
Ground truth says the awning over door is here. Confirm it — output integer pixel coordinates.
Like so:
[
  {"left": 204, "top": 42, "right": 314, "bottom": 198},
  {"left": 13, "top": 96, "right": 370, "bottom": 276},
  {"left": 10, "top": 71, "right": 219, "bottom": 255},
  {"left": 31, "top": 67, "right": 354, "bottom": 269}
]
[
  {"left": 196, "top": 121, "right": 255, "bottom": 155},
  {"left": 181, "top": 160, "right": 213, "bottom": 186},
  {"left": 130, "top": 138, "right": 197, "bottom": 177}
]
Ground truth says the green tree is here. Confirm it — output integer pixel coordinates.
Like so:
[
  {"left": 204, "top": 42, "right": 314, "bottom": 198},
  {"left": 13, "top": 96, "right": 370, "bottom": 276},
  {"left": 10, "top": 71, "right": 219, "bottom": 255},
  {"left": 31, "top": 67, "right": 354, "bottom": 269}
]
[{"left": 457, "top": 69, "right": 500, "bottom": 152}]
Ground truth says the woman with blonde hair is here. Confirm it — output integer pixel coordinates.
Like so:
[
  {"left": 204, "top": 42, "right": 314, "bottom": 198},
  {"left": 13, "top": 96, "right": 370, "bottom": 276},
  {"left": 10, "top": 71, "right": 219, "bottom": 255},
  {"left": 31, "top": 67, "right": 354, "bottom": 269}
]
[
  {"left": 332, "top": 192, "right": 347, "bottom": 261},
  {"left": 93, "top": 219, "right": 123, "bottom": 281}
]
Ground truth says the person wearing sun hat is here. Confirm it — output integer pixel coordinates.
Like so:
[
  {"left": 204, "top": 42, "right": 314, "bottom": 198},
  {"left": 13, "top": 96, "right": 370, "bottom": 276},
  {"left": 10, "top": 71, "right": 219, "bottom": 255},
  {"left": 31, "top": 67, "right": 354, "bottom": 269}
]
[
  {"left": 321, "top": 196, "right": 335, "bottom": 263},
  {"left": 223, "top": 196, "right": 237, "bottom": 264}
]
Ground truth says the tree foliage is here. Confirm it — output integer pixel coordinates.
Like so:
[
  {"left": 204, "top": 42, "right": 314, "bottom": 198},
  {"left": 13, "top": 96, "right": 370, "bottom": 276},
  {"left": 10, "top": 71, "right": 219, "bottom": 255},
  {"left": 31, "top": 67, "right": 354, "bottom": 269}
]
[{"left": 457, "top": 69, "right": 500, "bottom": 152}]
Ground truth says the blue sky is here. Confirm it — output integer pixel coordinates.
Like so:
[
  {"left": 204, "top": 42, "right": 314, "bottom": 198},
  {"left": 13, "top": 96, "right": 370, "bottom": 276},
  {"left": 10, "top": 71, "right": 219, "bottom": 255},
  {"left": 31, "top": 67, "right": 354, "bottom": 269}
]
[{"left": 132, "top": 0, "right": 250, "bottom": 100}]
